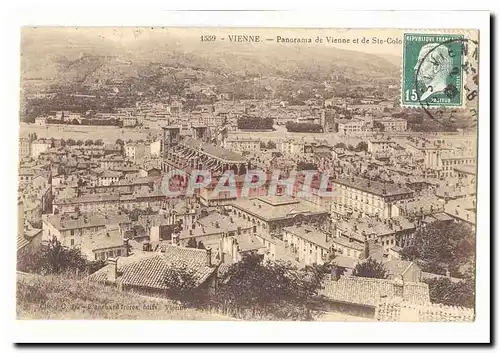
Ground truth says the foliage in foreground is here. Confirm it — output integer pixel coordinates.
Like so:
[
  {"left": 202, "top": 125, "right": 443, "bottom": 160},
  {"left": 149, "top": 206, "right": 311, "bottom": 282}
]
[
  {"left": 163, "top": 253, "right": 329, "bottom": 320},
  {"left": 16, "top": 273, "right": 230, "bottom": 320},
  {"left": 401, "top": 221, "right": 475, "bottom": 278},
  {"left": 352, "top": 258, "right": 388, "bottom": 279},
  {"left": 216, "top": 254, "right": 328, "bottom": 320},
  {"left": 285, "top": 121, "right": 323, "bottom": 133},
  {"left": 424, "top": 277, "right": 475, "bottom": 308},
  {"left": 218, "top": 254, "right": 327, "bottom": 305},
  {"left": 19, "top": 237, "right": 105, "bottom": 277},
  {"left": 163, "top": 264, "right": 205, "bottom": 303}
]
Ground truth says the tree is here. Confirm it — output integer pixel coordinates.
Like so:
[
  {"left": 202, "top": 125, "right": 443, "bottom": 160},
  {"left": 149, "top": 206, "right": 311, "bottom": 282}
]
[
  {"left": 186, "top": 237, "right": 198, "bottom": 248},
  {"left": 373, "top": 121, "right": 385, "bottom": 131},
  {"left": 84, "top": 139, "right": 94, "bottom": 146},
  {"left": 237, "top": 117, "right": 274, "bottom": 130},
  {"left": 296, "top": 161, "right": 318, "bottom": 171},
  {"left": 163, "top": 264, "right": 201, "bottom": 302},
  {"left": 66, "top": 138, "right": 75, "bottom": 146},
  {"left": 20, "top": 237, "right": 105, "bottom": 276},
  {"left": 94, "top": 139, "right": 104, "bottom": 146},
  {"left": 399, "top": 245, "right": 420, "bottom": 262},
  {"left": 334, "top": 142, "right": 347, "bottom": 149},
  {"left": 197, "top": 241, "right": 206, "bottom": 250},
  {"left": 56, "top": 165, "right": 65, "bottom": 176},
  {"left": 77, "top": 178, "right": 86, "bottom": 188},
  {"left": 115, "top": 139, "right": 124, "bottom": 146},
  {"left": 352, "top": 258, "right": 388, "bottom": 279},
  {"left": 127, "top": 207, "right": 157, "bottom": 222},
  {"left": 401, "top": 222, "right": 475, "bottom": 278},
  {"left": 285, "top": 121, "right": 323, "bottom": 133},
  {"left": 266, "top": 141, "right": 277, "bottom": 149},
  {"left": 355, "top": 141, "right": 368, "bottom": 152},
  {"left": 424, "top": 277, "right": 475, "bottom": 308},
  {"left": 216, "top": 253, "right": 328, "bottom": 316}
]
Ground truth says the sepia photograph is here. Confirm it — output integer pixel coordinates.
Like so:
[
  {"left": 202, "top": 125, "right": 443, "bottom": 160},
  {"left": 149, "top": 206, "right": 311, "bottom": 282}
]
[{"left": 10, "top": 10, "right": 491, "bottom": 343}]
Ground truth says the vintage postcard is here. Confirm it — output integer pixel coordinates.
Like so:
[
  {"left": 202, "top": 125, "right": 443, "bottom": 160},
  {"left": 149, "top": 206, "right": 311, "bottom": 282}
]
[{"left": 15, "top": 19, "right": 486, "bottom": 338}]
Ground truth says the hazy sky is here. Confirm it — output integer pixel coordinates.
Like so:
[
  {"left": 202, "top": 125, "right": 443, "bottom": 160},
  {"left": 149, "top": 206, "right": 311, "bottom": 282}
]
[{"left": 22, "top": 27, "right": 407, "bottom": 58}]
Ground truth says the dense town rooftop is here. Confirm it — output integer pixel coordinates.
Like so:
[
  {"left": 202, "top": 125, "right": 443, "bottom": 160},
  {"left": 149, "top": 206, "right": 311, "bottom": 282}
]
[
  {"left": 231, "top": 195, "right": 329, "bottom": 222},
  {"left": 46, "top": 212, "right": 130, "bottom": 231},
  {"left": 183, "top": 137, "right": 246, "bottom": 163},
  {"left": 333, "top": 176, "right": 413, "bottom": 197}
]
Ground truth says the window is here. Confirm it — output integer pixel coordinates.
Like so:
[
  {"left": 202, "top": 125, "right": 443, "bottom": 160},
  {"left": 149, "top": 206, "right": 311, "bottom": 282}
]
[
  {"left": 70, "top": 239, "right": 74, "bottom": 246},
  {"left": 70, "top": 229, "right": 75, "bottom": 236}
]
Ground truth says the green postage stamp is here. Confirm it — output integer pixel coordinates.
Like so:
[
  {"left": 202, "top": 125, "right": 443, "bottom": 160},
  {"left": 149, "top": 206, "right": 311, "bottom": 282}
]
[{"left": 402, "top": 33, "right": 465, "bottom": 107}]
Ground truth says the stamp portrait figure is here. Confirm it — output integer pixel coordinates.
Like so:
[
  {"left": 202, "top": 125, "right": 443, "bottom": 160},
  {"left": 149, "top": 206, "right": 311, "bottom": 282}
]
[{"left": 415, "top": 43, "right": 454, "bottom": 101}]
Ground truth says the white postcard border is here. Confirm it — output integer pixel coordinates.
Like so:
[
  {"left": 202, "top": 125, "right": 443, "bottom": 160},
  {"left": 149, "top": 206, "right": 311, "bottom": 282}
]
[{"left": 4, "top": 9, "right": 491, "bottom": 344}]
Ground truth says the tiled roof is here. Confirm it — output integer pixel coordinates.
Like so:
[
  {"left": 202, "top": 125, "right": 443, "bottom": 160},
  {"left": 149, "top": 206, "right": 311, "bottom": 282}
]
[
  {"left": 180, "top": 214, "right": 250, "bottom": 239},
  {"left": 100, "top": 170, "right": 123, "bottom": 179},
  {"left": 336, "top": 217, "right": 415, "bottom": 239},
  {"left": 87, "top": 246, "right": 216, "bottom": 290},
  {"left": 383, "top": 260, "right": 416, "bottom": 277},
  {"left": 376, "top": 299, "right": 474, "bottom": 322},
  {"left": 231, "top": 196, "right": 328, "bottom": 222},
  {"left": 46, "top": 212, "right": 130, "bottom": 231},
  {"left": 283, "top": 225, "right": 333, "bottom": 249},
  {"left": 367, "top": 241, "right": 388, "bottom": 262},
  {"left": 331, "top": 235, "right": 364, "bottom": 251},
  {"left": 183, "top": 137, "right": 246, "bottom": 162},
  {"left": 444, "top": 198, "right": 476, "bottom": 225},
  {"left": 395, "top": 197, "right": 444, "bottom": 216},
  {"left": 319, "top": 276, "right": 430, "bottom": 307},
  {"left": 332, "top": 255, "right": 359, "bottom": 269},
  {"left": 197, "top": 212, "right": 246, "bottom": 229},
  {"left": 233, "top": 234, "right": 266, "bottom": 252},
  {"left": 121, "top": 247, "right": 216, "bottom": 290},
  {"left": 333, "top": 176, "right": 413, "bottom": 197},
  {"left": 54, "top": 193, "right": 121, "bottom": 205},
  {"left": 138, "top": 213, "right": 175, "bottom": 227},
  {"left": 432, "top": 212, "right": 454, "bottom": 222},
  {"left": 80, "top": 226, "right": 124, "bottom": 252},
  {"left": 453, "top": 165, "right": 476, "bottom": 175},
  {"left": 17, "top": 232, "right": 30, "bottom": 251}
]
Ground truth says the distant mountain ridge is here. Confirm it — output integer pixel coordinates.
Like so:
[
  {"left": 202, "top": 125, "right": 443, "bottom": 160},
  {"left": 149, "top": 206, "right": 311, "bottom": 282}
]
[{"left": 21, "top": 29, "right": 399, "bottom": 92}]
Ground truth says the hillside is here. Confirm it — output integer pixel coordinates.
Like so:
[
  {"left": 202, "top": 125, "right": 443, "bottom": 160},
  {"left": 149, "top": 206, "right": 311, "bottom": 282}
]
[
  {"left": 16, "top": 272, "right": 374, "bottom": 322},
  {"left": 20, "top": 28, "right": 399, "bottom": 94},
  {"left": 16, "top": 272, "right": 233, "bottom": 320}
]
